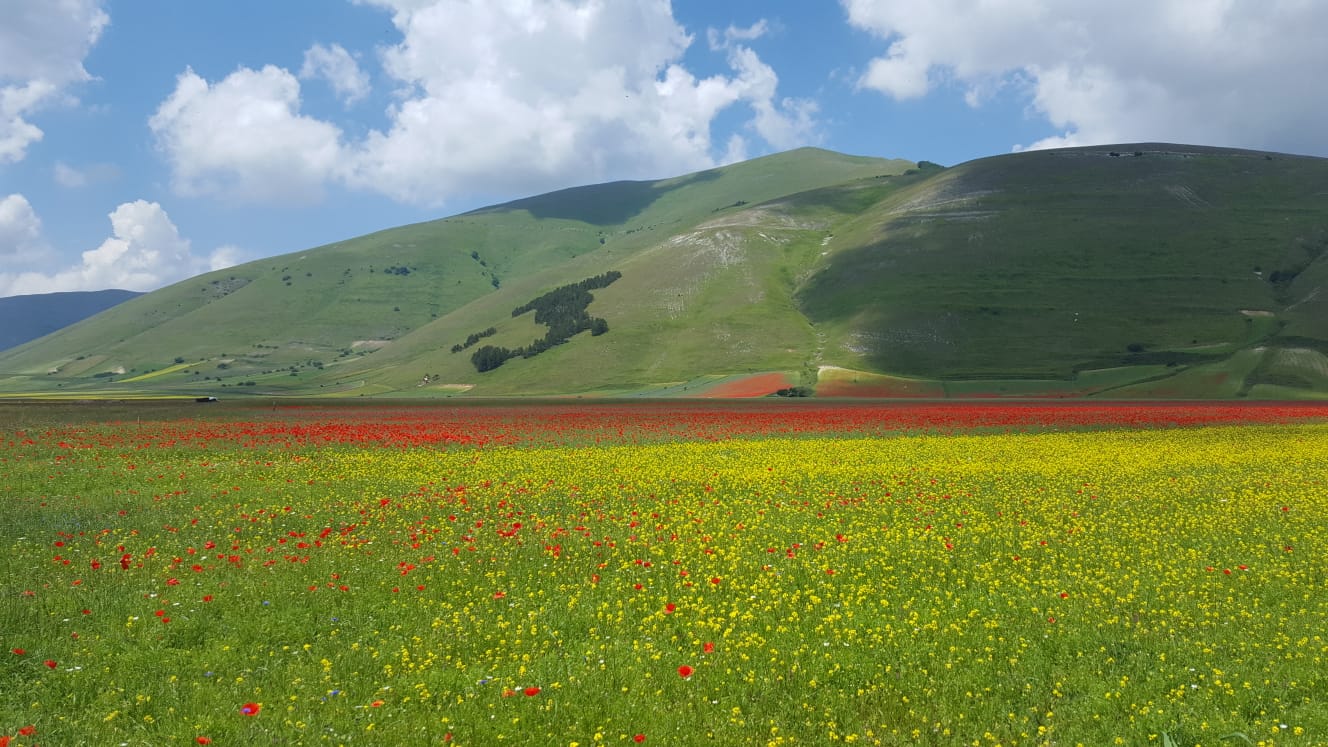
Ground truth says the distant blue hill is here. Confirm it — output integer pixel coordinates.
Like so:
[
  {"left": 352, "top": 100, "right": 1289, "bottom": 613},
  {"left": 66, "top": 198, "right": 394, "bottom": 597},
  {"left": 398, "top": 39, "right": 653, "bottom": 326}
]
[{"left": 0, "top": 289, "right": 143, "bottom": 351}]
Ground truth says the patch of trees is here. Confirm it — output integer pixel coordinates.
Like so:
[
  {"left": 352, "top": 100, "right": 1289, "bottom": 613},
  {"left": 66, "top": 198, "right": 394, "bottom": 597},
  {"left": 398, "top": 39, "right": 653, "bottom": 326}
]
[
  {"left": 905, "top": 161, "right": 945, "bottom": 175},
  {"left": 1267, "top": 231, "right": 1328, "bottom": 297},
  {"left": 451, "top": 327, "right": 497, "bottom": 353},
  {"left": 469, "top": 271, "right": 621, "bottom": 372},
  {"left": 383, "top": 265, "right": 412, "bottom": 276},
  {"left": 471, "top": 345, "right": 515, "bottom": 372},
  {"left": 772, "top": 386, "right": 814, "bottom": 397}
]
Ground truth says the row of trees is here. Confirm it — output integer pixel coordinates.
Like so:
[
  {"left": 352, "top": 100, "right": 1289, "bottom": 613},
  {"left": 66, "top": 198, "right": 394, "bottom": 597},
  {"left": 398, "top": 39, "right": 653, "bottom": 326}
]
[
  {"left": 450, "top": 326, "right": 497, "bottom": 353},
  {"left": 469, "top": 271, "right": 621, "bottom": 372},
  {"left": 510, "top": 271, "right": 621, "bottom": 319}
]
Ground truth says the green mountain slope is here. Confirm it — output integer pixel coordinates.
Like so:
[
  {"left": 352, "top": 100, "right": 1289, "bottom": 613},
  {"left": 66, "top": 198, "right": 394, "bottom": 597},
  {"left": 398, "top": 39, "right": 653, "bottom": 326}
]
[
  {"left": 796, "top": 144, "right": 1328, "bottom": 396},
  {"left": 2, "top": 143, "right": 1327, "bottom": 399},
  {"left": 0, "top": 148, "right": 906, "bottom": 396}
]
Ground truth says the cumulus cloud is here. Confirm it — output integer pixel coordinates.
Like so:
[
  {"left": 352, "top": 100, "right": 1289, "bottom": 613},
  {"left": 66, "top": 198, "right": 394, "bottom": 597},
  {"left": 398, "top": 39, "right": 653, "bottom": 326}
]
[
  {"left": 347, "top": 0, "right": 813, "bottom": 202},
  {"left": 149, "top": 66, "right": 346, "bottom": 202},
  {"left": 149, "top": 1, "right": 818, "bottom": 206},
  {"left": 0, "top": 199, "right": 245, "bottom": 297},
  {"left": 299, "top": 43, "right": 371, "bottom": 105},
  {"left": 843, "top": 0, "right": 1328, "bottom": 154},
  {"left": 0, "top": 0, "right": 108, "bottom": 162},
  {"left": 0, "top": 193, "right": 50, "bottom": 266}
]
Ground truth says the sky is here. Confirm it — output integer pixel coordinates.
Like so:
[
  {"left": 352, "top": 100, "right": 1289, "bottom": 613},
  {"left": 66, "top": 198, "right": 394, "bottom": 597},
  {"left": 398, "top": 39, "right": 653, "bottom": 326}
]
[{"left": 3, "top": 0, "right": 1328, "bottom": 299}]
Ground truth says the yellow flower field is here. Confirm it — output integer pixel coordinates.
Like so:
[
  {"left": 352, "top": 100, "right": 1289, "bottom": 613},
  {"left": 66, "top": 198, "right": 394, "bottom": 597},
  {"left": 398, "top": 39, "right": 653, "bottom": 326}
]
[{"left": 1, "top": 404, "right": 1325, "bottom": 745}]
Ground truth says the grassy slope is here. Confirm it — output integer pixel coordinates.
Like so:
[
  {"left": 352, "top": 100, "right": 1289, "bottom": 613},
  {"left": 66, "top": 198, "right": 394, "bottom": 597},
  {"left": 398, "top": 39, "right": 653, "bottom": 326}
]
[
  {"left": 795, "top": 144, "right": 1328, "bottom": 393},
  {"left": 278, "top": 149, "right": 910, "bottom": 396},
  {"left": 0, "top": 148, "right": 906, "bottom": 396}
]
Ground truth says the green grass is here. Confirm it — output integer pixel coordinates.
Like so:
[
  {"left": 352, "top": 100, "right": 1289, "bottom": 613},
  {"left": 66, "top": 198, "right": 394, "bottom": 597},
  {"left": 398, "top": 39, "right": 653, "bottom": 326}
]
[
  {"left": 796, "top": 145, "right": 1328, "bottom": 383},
  {"left": 3, "top": 406, "right": 1327, "bottom": 744}
]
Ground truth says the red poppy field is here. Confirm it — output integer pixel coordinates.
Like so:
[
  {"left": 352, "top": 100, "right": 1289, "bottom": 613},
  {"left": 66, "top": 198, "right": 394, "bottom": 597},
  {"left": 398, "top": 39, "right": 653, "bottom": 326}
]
[{"left": 2, "top": 400, "right": 1327, "bottom": 745}]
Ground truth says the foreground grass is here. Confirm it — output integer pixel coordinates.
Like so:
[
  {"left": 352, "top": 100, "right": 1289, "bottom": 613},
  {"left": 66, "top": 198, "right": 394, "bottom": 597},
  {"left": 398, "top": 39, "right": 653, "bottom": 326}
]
[{"left": 2, "top": 412, "right": 1325, "bottom": 745}]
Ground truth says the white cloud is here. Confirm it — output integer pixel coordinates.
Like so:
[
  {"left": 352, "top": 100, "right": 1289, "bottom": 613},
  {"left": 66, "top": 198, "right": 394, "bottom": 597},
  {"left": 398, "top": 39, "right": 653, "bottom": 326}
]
[
  {"left": 299, "top": 43, "right": 371, "bottom": 106},
  {"left": 843, "top": 0, "right": 1328, "bottom": 154},
  {"left": 348, "top": 0, "right": 799, "bottom": 203},
  {"left": 707, "top": 20, "right": 769, "bottom": 51},
  {"left": 149, "top": 1, "right": 818, "bottom": 206},
  {"left": 725, "top": 46, "right": 818, "bottom": 150},
  {"left": 149, "top": 66, "right": 346, "bottom": 202},
  {"left": 0, "top": 193, "right": 50, "bottom": 266},
  {"left": 206, "top": 244, "right": 246, "bottom": 272},
  {"left": 0, "top": 0, "right": 108, "bottom": 162},
  {"left": 0, "top": 199, "right": 245, "bottom": 297},
  {"left": 53, "top": 160, "right": 119, "bottom": 188}
]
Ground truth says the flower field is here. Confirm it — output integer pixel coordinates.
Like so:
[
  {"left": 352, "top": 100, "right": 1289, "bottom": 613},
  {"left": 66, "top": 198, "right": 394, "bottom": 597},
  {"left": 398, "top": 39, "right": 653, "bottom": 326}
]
[{"left": 2, "top": 401, "right": 1327, "bottom": 746}]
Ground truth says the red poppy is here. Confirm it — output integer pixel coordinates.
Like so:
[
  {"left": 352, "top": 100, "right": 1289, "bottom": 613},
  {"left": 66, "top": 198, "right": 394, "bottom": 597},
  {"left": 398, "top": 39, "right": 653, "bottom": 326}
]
[
  {"left": 677, "top": 665, "right": 694, "bottom": 678},
  {"left": 703, "top": 642, "right": 715, "bottom": 653},
  {"left": 197, "top": 738, "right": 213, "bottom": 745},
  {"left": 0, "top": 736, "right": 10, "bottom": 747},
  {"left": 634, "top": 735, "right": 646, "bottom": 743},
  {"left": 17, "top": 726, "right": 35, "bottom": 736},
  {"left": 44, "top": 659, "right": 57, "bottom": 669},
  {"left": 10, "top": 648, "right": 23, "bottom": 655},
  {"left": 523, "top": 686, "right": 541, "bottom": 696},
  {"left": 240, "top": 701, "right": 261, "bottom": 716},
  {"left": 664, "top": 603, "right": 676, "bottom": 614}
]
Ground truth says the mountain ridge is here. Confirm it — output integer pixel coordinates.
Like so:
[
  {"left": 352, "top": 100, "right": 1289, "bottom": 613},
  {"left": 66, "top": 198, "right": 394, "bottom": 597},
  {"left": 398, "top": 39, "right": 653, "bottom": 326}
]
[
  {"left": 3, "top": 144, "right": 1326, "bottom": 399},
  {"left": 0, "top": 289, "right": 143, "bottom": 352}
]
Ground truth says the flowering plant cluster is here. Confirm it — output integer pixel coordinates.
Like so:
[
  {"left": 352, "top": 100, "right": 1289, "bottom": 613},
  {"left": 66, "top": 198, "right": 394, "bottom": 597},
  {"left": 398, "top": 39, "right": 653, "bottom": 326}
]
[{"left": 2, "top": 402, "right": 1324, "bottom": 744}]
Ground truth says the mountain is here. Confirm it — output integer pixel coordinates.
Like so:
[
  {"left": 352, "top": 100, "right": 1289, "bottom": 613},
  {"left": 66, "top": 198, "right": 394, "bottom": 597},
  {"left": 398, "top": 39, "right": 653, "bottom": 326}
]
[
  {"left": 0, "top": 289, "right": 143, "bottom": 352},
  {"left": 2, "top": 144, "right": 1327, "bottom": 399}
]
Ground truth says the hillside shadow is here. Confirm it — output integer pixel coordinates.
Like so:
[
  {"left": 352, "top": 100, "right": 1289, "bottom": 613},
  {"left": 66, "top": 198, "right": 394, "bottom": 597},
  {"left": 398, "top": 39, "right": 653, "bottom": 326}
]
[{"left": 473, "top": 169, "right": 722, "bottom": 226}]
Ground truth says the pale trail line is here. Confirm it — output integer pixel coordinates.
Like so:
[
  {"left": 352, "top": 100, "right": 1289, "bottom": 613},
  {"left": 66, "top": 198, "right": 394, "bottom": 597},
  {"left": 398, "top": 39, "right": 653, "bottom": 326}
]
[{"left": 1164, "top": 184, "right": 1211, "bottom": 208}]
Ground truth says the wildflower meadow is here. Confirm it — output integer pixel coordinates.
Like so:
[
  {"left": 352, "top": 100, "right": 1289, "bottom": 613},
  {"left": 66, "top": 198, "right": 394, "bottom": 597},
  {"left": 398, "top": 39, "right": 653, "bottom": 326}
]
[{"left": 2, "top": 401, "right": 1326, "bottom": 746}]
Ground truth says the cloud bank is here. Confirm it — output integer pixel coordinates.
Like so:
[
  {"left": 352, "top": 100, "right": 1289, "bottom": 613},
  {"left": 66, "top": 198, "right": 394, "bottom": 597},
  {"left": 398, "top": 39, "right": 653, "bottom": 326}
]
[
  {"left": 843, "top": 0, "right": 1328, "bottom": 154},
  {"left": 149, "top": 0, "right": 819, "bottom": 206},
  {"left": 0, "top": 0, "right": 108, "bottom": 162},
  {"left": 0, "top": 196, "right": 242, "bottom": 296}
]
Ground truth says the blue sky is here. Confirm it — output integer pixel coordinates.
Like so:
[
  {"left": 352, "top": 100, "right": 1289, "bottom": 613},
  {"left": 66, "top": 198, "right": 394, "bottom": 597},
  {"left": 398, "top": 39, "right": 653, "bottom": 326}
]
[{"left": 3, "top": 0, "right": 1327, "bottom": 297}]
